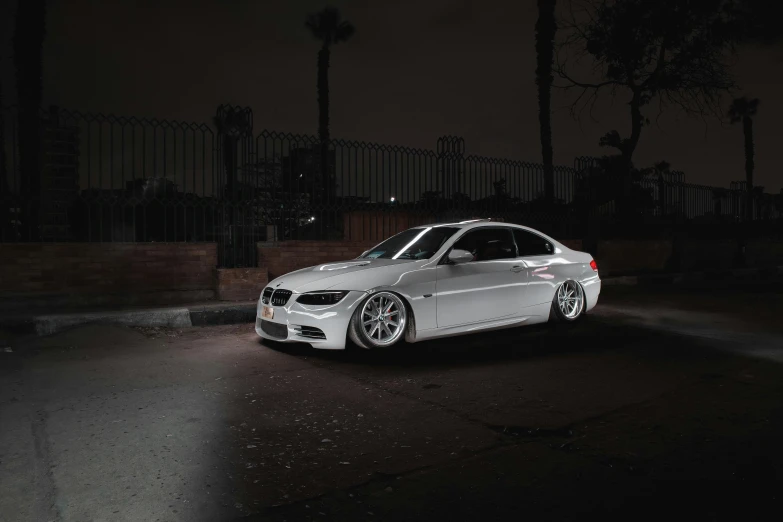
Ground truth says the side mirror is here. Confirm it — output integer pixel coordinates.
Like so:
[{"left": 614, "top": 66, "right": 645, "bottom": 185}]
[{"left": 448, "top": 249, "right": 474, "bottom": 264}]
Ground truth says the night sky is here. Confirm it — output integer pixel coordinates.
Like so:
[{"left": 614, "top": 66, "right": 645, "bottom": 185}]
[{"left": 1, "top": 0, "right": 782, "bottom": 192}]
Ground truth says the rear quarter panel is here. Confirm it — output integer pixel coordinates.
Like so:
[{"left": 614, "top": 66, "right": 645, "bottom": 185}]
[
  {"left": 524, "top": 248, "right": 597, "bottom": 307},
  {"left": 563, "top": 248, "right": 601, "bottom": 311}
]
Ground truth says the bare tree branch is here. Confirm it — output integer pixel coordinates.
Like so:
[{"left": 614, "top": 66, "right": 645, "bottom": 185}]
[{"left": 555, "top": 0, "right": 739, "bottom": 167}]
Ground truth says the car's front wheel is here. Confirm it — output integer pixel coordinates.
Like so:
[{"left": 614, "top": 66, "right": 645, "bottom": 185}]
[
  {"left": 550, "top": 280, "right": 585, "bottom": 322},
  {"left": 349, "top": 292, "right": 407, "bottom": 349}
]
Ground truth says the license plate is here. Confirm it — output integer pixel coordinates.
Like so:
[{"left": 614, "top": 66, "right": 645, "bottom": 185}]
[{"left": 261, "top": 305, "right": 274, "bottom": 319}]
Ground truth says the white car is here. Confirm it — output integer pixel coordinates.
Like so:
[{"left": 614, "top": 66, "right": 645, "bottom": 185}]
[{"left": 256, "top": 219, "right": 601, "bottom": 350}]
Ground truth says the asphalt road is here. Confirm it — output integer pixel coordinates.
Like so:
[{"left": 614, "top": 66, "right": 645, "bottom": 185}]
[{"left": 1, "top": 281, "right": 782, "bottom": 522}]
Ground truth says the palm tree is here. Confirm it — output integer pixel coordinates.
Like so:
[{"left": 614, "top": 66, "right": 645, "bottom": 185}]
[
  {"left": 535, "top": 0, "right": 557, "bottom": 204},
  {"left": 14, "top": 0, "right": 48, "bottom": 240},
  {"left": 728, "top": 97, "right": 760, "bottom": 221},
  {"left": 305, "top": 7, "right": 354, "bottom": 206}
]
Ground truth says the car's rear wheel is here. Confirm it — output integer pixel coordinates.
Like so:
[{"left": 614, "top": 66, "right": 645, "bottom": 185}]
[
  {"left": 349, "top": 292, "right": 407, "bottom": 349},
  {"left": 550, "top": 280, "right": 585, "bottom": 322}
]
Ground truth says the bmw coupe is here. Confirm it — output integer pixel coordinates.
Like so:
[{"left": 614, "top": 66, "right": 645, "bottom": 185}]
[{"left": 256, "top": 219, "right": 600, "bottom": 349}]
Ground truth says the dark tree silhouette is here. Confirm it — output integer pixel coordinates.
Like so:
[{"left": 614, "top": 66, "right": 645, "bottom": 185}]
[
  {"left": 712, "top": 187, "right": 728, "bottom": 217},
  {"left": 0, "top": 60, "right": 7, "bottom": 193},
  {"left": 735, "top": 0, "right": 783, "bottom": 45},
  {"left": 535, "top": 0, "right": 557, "bottom": 204},
  {"left": 305, "top": 7, "right": 355, "bottom": 206},
  {"left": 0, "top": 60, "right": 8, "bottom": 239},
  {"left": 213, "top": 106, "right": 252, "bottom": 234},
  {"left": 14, "top": 0, "right": 47, "bottom": 240},
  {"left": 555, "top": 0, "right": 741, "bottom": 216},
  {"left": 493, "top": 178, "right": 508, "bottom": 199},
  {"left": 729, "top": 96, "right": 759, "bottom": 221},
  {"left": 213, "top": 106, "right": 252, "bottom": 199},
  {"left": 419, "top": 191, "right": 443, "bottom": 212}
]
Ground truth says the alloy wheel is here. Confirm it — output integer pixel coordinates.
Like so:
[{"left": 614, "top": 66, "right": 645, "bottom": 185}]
[
  {"left": 557, "top": 280, "right": 584, "bottom": 319},
  {"left": 360, "top": 292, "right": 406, "bottom": 346}
]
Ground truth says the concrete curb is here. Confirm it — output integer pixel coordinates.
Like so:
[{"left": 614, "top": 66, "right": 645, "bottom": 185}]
[
  {"left": 189, "top": 302, "right": 257, "bottom": 327},
  {"left": 34, "top": 307, "right": 194, "bottom": 336},
  {"left": 602, "top": 276, "right": 639, "bottom": 286},
  {"left": 601, "top": 265, "right": 783, "bottom": 287}
]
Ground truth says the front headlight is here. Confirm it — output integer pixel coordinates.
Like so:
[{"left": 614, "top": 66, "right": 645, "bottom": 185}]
[{"left": 296, "top": 291, "right": 348, "bottom": 306}]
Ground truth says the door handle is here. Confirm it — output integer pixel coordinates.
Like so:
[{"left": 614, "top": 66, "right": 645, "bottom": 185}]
[{"left": 510, "top": 265, "right": 524, "bottom": 273}]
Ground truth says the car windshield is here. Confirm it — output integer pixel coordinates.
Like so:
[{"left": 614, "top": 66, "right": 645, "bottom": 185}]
[{"left": 360, "top": 227, "right": 460, "bottom": 260}]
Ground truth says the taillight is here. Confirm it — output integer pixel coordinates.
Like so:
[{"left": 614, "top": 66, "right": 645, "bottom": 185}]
[{"left": 589, "top": 259, "right": 598, "bottom": 272}]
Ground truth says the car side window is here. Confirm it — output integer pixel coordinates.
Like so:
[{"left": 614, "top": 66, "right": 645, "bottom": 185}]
[
  {"left": 451, "top": 228, "right": 516, "bottom": 262},
  {"left": 513, "top": 229, "right": 554, "bottom": 257}
]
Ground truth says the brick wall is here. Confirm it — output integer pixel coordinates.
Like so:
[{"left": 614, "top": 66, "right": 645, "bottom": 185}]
[
  {"left": 560, "top": 239, "right": 583, "bottom": 251},
  {"left": 258, "top": 240, "right": 379, "bottom": 281},
  {"left": 595, "top": 240, "right": 673, "bottom": 275},
  {"left": 747, "top": 238, "right": 783, "bottom": 268},
  {"left": 676, "top": 238, "right": 783, "bottom": 273},
  {"left": 5, "top": 235, "right": 775, "bottom": 311},
  {"left": 343, "top": 211, "right": 438, "bottom": 242},
  {"left": 680, "top": 239, "right": 735, "bottom": 272},
  {"left": 0, "top": 242, "right": 217, "bottom": 307},
  {"left": 215, "top": 267, "right": 269, "bottom": 301}
]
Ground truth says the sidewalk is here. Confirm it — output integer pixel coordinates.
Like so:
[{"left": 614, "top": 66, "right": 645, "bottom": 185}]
[
  {"left": 600, "top": 265, "right": 783, "bottom": 286},
  {"left": 0, "top": 300, "right": 258, "bottom": 336},
  {"left": 1, "top": 265, "right": 781, "bottom": 337}
]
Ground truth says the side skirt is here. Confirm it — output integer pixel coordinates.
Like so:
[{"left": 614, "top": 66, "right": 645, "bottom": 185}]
[{"left": 412, "top": 310, "right": 550, "bottom": 343}]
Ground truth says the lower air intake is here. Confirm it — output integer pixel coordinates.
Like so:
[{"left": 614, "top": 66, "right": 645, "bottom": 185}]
[
  {"left": 260, "top": 320, "right": 288, "bottom": 339},
  {"left": 296, "top": 326, "right": 326, "bottom": 340}
]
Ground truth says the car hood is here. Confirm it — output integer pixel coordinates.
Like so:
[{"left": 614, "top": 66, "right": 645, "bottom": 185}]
[{"left": 268, "top": 258, "right": 418, "bottom": 294}]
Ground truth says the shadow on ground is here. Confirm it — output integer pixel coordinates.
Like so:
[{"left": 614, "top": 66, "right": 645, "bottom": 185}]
[
  {"left": 230, "top": 311, "right": 783, "bottom": 521},
  {"left": 259, "top": 317, "right": 639, "bottom": 368}
]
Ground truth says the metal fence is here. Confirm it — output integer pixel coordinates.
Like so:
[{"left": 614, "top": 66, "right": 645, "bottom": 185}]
[{"left": 2, "top": 105, "right": 781, "bottom": 267}]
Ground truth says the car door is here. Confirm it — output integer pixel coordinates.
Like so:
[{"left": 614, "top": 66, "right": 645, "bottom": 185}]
[
  {"left": 512, "top": 228, "right": 558, "bottom": 307},
  {"left": 435, "top": 227, "right": 527, "bottom": 328}
]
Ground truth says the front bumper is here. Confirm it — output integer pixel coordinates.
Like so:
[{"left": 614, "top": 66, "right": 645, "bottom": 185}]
[{"left": 255, "top": 290, "right": 367, "bottom": 350}]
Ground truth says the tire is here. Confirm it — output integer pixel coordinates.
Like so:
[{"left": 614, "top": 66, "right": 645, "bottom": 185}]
[
  {"left": 550, "top": 280, "right": 585, "bottom": 323},
  {"left": 348, "top": 291, "right": 408, "bottom": 349}
]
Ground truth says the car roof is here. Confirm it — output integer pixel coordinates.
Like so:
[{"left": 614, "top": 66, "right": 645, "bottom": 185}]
[
  {"left": 413, "top": 219, "right": 563, "bottom": 246},
  {"left": 416, "top": 218, "right": 497, "bottom": 228},
  {"left": 417, "top": 219, "right": 529, "bottom": 231}
]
